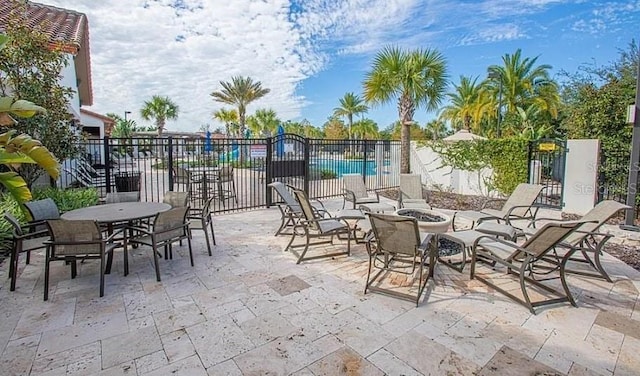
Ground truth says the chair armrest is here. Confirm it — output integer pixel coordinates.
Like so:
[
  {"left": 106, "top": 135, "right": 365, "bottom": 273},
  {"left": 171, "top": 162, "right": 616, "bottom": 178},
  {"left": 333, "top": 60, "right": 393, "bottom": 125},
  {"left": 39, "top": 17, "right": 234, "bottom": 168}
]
[
  {"left": 343, "top": 189, "right": 356, "bottom": 203},
  {"left": 503, "top": 205, "right": 541, "bottom": 226},
  {"left": 480, "top": 198, "right": 504, "bottom": 210},
  {"left": 14, "top": 228, "right": 49, "bottom": 240}
]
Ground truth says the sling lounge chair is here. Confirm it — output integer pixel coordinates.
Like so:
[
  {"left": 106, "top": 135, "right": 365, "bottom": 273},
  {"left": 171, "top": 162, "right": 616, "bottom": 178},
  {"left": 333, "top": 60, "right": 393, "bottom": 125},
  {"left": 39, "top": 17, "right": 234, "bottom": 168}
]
[
  {"left": 286, "top": 189, "right": 351, "bottom": 264},
  {"left": 470, "top": 220, "right": 587, "bottom": 314},
  {"left": 268, "top": 182, "right": 327, "bottom": 236},
  {"left": 342, "top": 173, "right": 379, "bottom": 209},
  {"left": 398, "top": 174, "right": 431, "bottom": 209},
  {"left": 453, "top": 183, "right": 544, "bottom": 230},
  {"left": 525, "top": 200, "right": 630, "bottom": 282}
]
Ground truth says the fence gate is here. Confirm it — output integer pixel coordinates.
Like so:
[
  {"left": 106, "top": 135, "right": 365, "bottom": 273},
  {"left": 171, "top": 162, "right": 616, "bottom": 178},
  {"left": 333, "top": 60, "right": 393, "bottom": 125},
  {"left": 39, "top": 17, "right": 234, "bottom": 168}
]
[
  {"left": 527, "top": 138, "right": 567, "bottom": 208},
  {"left": 265, "top": 133, "right": 308, "bottom": 206}
]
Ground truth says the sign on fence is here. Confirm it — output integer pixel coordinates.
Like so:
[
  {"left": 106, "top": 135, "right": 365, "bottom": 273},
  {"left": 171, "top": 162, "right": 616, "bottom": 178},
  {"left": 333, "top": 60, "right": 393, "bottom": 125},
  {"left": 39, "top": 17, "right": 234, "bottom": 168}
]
[{"left": 250, "top": 144, "right": 267, "bottom": 158}]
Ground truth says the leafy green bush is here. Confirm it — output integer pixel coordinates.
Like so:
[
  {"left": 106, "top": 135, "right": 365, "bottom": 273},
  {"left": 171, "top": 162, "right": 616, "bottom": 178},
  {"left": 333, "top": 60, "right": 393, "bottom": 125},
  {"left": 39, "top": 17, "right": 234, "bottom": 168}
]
[
  {"left": 32, "top": 187, "right": 99, "bottom": 213},
  {"left": 309, "top": 168, "right": 337, "bottom": 180},
  {"left": 431, "top": 138, "right": 529, "bottom": 195}
]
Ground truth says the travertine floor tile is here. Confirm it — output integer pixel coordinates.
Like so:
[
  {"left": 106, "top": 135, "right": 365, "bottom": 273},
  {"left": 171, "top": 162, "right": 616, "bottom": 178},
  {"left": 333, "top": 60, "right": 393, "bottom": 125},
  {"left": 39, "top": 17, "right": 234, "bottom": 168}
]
[
  {"left": 160, "top": 329, "right": 195, "bottom": 363},
  {"left": 478, "top": 346, "right": 562, "bottom": 376},
  {"left": 366, "top": 348, "right": 422, "bottom": 376},
  {"left": 307, "top": 347, "right": 384, "bottom": 375},
  {"left": 101, "top": 326, "right": 163, "bottom": 369}
]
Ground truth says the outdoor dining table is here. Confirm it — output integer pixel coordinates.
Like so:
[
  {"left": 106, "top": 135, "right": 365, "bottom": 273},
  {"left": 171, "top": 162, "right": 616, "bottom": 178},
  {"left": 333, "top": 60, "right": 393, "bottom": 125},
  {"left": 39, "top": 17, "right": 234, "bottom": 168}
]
[
  {"left": 61, "top": 202, "right": 171, "bottom": 275},
  {"left": 186, "top": 166, "right": 221, "bottom": 200}
]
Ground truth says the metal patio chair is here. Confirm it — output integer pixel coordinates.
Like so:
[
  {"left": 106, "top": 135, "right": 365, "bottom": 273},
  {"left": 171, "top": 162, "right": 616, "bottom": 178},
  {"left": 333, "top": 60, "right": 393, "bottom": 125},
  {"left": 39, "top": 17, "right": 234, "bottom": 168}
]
[
  {"left": 188, "top": 196, "right": 216, "bottom": 256},
  {"left": 268, "top": 182, "right": 328, "bottom": 236},
  {"left": 4, "top": 212, "right": 49, "bottom": 292},
  {"left": 365, "top": 213, "right": 436, "bottom": 306},
  {"left": 127, "top": 206, "right": 193, "bottom": 282},
  {"left": 44, "top": 219, "right": 123, "bottom": 300},
  {"left": 452, "top": 183, "right": 544, "bottom": 230},
  {"left": 342, "top": 173, "right": 379, "bottom": 209},
  {"left": 470, "top": 220, "right": 587, "bottom": 314},
  {"left": 286, "top": 189, "right": 351, "bottom": 264},
  {"left": 525, "top": 200, "right": 630, "bottom": 282},
  {"left": 398, "top": 173, "right": 432, "bottom": 209},
  {"left": 163, "top": 191, "right": 189, "bottom": 207},
  {"left": 105, "top": 191, "right": 140, "bottom": 203}
]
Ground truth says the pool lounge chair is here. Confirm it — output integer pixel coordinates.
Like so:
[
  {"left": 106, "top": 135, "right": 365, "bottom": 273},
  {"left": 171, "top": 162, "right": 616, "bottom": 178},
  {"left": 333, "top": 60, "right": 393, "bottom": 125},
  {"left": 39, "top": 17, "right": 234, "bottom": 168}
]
[
  {"left": 268, "top": 182, "right": 327, "bottom": 236},
  {"left": 452, "top": 183, "right": 544, "bottom": 230},
  {"left": 470, "top": 220, "right": 587, "bottom": 314},
  {"left": 342, "top": 173, "right": 379, "bottom": 209},
  {"left": 398, "top": 173, "right": 431, "bottom": 209}
]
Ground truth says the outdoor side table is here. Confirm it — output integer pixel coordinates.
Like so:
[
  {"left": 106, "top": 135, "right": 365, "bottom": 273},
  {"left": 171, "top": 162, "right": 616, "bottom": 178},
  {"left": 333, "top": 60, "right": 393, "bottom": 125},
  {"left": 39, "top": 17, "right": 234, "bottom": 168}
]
[{"left": 336, "top": 209, "right": 367, "bottom": 243}]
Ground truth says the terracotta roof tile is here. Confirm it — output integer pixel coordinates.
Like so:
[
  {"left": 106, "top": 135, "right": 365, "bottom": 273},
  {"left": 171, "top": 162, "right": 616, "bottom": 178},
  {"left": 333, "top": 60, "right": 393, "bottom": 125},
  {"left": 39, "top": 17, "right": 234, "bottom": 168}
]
[{"left": 0, "top": 0, "right": 93, "bottom": 105}]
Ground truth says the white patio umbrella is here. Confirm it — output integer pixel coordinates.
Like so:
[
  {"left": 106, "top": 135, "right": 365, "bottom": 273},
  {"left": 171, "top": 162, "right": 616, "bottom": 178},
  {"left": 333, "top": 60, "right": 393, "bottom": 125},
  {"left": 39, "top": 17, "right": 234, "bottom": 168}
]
[{"left": 443, "top": 129, "right": 486, "bottom": 143}]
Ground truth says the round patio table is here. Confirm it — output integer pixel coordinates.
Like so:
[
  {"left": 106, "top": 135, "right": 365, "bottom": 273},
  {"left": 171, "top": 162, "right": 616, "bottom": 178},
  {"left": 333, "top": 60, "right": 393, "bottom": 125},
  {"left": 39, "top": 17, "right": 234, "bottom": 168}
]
[{"left": 61, "top": 202, "right": 171, "bottom": 275}]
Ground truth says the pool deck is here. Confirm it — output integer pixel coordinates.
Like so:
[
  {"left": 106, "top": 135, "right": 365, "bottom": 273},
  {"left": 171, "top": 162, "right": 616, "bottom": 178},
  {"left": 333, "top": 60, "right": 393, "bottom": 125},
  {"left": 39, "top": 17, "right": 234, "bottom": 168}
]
[{"left": 1, "top": 197, "right": 640, "bottom": 375}]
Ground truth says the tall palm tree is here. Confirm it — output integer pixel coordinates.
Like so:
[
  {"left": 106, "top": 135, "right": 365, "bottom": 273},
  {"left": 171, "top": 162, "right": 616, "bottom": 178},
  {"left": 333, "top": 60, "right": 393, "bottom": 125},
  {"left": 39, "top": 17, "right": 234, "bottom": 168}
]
[
  {"left": 140, "top": 95, "right": 179, "bottom": 137},
  {"left": 439, "top": 76, "right": 483, "bottom": 132},
  {"left": 363, "top": 46, "right": 448, "bottom": 173},
  {"left": 246, "top": 108, "right": 280, "bottom": 137},
  {"left": 352, "top": 118, "right": 379, "bottom": 139},
  {"left": 212, "top": 108, "right": 239, "bottom": 137},
  {"left": 333, "top": 92, "right": 368, "bottom": 140},
  {"left": 486, "top": 49, "right": 559, "bottom": 135},
  {"left": 210, "top": 76, "right": 270, "bottom": 139}
]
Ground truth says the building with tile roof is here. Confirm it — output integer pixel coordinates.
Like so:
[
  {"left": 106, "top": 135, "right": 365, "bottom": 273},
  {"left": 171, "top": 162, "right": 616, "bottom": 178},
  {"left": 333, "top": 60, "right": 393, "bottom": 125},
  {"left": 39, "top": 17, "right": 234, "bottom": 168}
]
[{"left": 0, "top": 0, "right": 93, "bottom": 118}]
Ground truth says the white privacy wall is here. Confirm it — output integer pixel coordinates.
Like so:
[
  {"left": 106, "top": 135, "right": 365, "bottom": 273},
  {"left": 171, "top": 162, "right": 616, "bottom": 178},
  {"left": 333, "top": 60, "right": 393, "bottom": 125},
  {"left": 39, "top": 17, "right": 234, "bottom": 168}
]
[
  {"left": 562, "top": 139, "right": 600, "bottom": 215},
  {"left": 410, "top": 142, "right": 494, "bottom": 196}
]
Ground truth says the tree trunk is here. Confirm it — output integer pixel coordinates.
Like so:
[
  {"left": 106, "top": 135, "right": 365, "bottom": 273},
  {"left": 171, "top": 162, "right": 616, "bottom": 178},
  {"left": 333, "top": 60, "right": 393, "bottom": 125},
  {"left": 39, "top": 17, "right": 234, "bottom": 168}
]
[{"left": 400, "top": 121, "right": 411, "bottom": 174}]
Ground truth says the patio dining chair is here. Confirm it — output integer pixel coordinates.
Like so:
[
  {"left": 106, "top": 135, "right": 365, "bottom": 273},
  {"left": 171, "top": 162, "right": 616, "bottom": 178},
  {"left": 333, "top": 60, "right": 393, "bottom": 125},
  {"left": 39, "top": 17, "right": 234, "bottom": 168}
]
[
  {"left": 127, "top": 206, "right": 193, "bottom": 282},
  {"left": 286, "top": 189, "right": 351, "bottom": 264},
  {"left": 210, "top": 166, "right": 238, "bottom": 207},
  {"left": 188, "top": 196, "right": 216, "bottom": 256},
  {"left": 524, "top": 200, "right": 630, "bottom": 282},
  {"left": 4, "top": 212, "right": 49, "bottom": 292},
  {"left": 365, "top": 213, "right": 436, "bottom": 306},
  {"left": 44, "top": 219, "right": 123, "bottom": 300},
  {"left": 342, "top": 173, "right": 379, "bottom": 209},
  {"left": 268, "top": 182, "right": 327, "bottom": 236},
  {"left": 24, "top": 198, "right": 60, "bottom": 228},
  {"left": 470, "top": 220, "right": 587, "bottom": 314},
  {"left": 105, "top": 192, "right": 140, "bottom": 203},
  {"left": 452, "top": 183, "right": 544, "bottom": 230},
  {"left": 173, "top": 166, "right": 203, "bottom": 202},
  {"left": 163, "top": 191, "right": 189, "bottom": 207},
  {"left": 398, "top": 174, "right": 432, "bottom": 209}
]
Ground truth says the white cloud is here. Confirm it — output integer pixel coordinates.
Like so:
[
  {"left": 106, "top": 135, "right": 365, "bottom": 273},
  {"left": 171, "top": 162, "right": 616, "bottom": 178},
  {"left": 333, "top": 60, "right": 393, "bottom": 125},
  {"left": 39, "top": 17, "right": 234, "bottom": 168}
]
[{"left": 39, "top": 0, "right": 638, "bottom": 131}]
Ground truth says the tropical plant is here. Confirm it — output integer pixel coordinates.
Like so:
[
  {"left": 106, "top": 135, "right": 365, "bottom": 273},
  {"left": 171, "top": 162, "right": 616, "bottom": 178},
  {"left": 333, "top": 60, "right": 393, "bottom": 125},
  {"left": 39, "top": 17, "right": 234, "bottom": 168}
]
[
  {"left": 323, "top": 116, "right": 348, "bottom": 139},
  {"left": 140, "top": 95, "right": 179, "bottom": 137},
  {"left": 212, "top": 108, "right": 239, "bottom": 137},
  {"left": 439, "top": 76, "right": 486, "bottom": 133},
  {"left": 424, "top": 119, "right": 449, "bottom": 140},
  {"left": 352, "top": 118, "right": 378, "bottom": 139},
  {"left": 486, "top": 49, "right": 559, "bottom": 137},
  {"left": 333, "top": 92, "right": 368, "bottom": 140},
  {"left": 111, "top": 118, "right": 136, "bottom": 138},
  {"left": 0, "top": 99, "right": 59, "bottom": 204},
  {"left": 0, "top": 7, "right": 78, "bottom": 186},
  {"left": 247, "top": 108, "right": 280, "bottom": 137},
  {"left": 210, "top": 76, "right": 270, "bottom": 139},
  {"left": 363, "top": 46, "right": 448, "bottom": 173}
]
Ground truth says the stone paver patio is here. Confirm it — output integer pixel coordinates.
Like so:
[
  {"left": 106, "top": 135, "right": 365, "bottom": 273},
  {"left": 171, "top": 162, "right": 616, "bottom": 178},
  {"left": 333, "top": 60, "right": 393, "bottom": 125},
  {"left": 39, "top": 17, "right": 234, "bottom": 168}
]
[{"left": 1, "top": 198, "right": 639, "bottom": 375}]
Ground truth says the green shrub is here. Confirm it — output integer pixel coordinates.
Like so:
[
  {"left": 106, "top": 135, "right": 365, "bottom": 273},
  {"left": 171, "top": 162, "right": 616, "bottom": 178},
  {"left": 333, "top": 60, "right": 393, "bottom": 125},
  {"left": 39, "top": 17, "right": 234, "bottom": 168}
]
[
  {"left": 32, "top": 187, "right": 99, "bottom": 213},
  {"left": 309, "top": 168, "right": 337, "bottom": 180},
  {"left": 431, "top": 138, "right": 529, "bottom": 196}
]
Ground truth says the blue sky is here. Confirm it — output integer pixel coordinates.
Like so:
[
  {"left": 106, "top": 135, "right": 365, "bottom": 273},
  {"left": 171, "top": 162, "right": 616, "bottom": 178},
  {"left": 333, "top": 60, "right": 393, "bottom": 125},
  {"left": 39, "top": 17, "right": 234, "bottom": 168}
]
[{"left": 43, "top": 0, "right": 640, "bottom": 133}]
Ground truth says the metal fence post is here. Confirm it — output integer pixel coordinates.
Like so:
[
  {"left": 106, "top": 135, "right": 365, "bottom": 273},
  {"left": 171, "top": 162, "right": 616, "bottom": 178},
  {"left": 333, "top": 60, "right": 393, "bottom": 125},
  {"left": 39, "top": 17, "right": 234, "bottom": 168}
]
[
  {"left": 167, "top": 137, "right": 174, "bottom": 191},
  {"left": 266, "top": 137, "right": 273, "bottom": 207},
  {"left": 104, "top": 136, "right": 112, "bottom": 193},
  {"left": 362, "top": 139, "right": 368, "bottom": 181},
  {"left": 304, "top": 137, "right": 310, "bottom": 194}
]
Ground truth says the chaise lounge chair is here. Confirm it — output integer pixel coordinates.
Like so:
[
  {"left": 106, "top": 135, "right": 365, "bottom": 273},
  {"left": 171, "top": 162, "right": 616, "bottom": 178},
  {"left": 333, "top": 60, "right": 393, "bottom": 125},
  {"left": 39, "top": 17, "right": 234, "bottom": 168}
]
[
  {"left": 470, "top": 220, "right": 588, "bottom": 314},
  {"left": 452, "top": 183, "right": 544, "bottom": 230},
  {"left": 268, "top": 182, "right": 328, "bottom": 236},
  {"left": 342, "top": 173, "right": 379, "bottom": 209},
  {"left": 398, "top": 173, "right": 431, "bottom": 209}
]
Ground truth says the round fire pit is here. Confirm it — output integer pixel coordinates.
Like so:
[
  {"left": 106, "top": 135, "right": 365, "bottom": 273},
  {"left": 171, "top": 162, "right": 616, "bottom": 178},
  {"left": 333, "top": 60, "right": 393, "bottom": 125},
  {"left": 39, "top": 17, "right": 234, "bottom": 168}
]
[{"left": 394, "top": 208, "right": 452, "bottom": 233}]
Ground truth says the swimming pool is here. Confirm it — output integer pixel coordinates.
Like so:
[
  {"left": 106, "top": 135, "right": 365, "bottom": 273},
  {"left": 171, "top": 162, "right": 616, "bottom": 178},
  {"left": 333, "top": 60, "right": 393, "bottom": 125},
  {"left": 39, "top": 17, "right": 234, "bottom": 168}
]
[{"left": 310, "top": 158, "right": 388, "bottom": 177}]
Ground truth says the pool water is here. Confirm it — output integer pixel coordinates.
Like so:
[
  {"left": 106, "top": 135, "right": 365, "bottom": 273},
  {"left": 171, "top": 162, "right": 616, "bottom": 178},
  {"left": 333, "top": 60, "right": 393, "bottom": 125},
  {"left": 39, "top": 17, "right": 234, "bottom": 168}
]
[{"left": 311, "top": 158, "right": 389, "bottom": 177}]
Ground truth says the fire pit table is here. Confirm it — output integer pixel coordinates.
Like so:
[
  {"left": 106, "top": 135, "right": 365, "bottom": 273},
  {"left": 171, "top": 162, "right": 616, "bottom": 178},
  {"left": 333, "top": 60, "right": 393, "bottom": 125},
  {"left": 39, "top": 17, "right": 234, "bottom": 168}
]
[{"left": 394, "top": 208, "right": 452, "bottom": 234}]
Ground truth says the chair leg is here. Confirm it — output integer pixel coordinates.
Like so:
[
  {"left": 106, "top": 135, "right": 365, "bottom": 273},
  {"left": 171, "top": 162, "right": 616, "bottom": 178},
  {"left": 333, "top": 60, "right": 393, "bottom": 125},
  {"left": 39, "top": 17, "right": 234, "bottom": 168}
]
[
  {"left": 100, "top": 252, "right": 105, "bottom": 297},
  {"left": 70, "top": 258, "right": 77, "bottom": 279},
  {"left": 209, "top": 221, "right": 216, "bottom": 246},
  {"left": 203, "top": 227, "right": 212, "bottom": 256},
  {"left": 187, "top": 236, "right": 194, "bottom": 266},
  {"left": 152, "top": 241, "right": 161, "bottom": 282},
  {"left": 9, "top": 243, "right": 19, "bottom": 291},
  {"left": 44, "top": 246, "right": 51, "bottom": 301}
]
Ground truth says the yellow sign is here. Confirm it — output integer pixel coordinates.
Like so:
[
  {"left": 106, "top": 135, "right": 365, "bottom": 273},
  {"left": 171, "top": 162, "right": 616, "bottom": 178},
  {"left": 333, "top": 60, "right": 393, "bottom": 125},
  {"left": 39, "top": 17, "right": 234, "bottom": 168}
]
[{"left": 538, "top": 143, "right": 556, "bottom": 151}]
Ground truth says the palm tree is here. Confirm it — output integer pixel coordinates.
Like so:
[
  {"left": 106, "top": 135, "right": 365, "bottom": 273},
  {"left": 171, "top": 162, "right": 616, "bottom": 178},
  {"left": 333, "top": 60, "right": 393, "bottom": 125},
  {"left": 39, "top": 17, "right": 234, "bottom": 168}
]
[
  {"left": 363, "top": 46, "right": 448, "bottom": 173},
  {"left": 333, "top": 92, "right": 368, "bottom": 140},
  {"left": 352, "top": 118, "right": 379, "bottom": 139},
  {"left": 439, "top": 76, "right": 483, "bottom": 132},
  {"left": 486, "top": 49, "right": 559, "bottom": 135},
  {"left": 210, "top": 76, "right": 270, "bottom": 139},
  {"left": 212, "top": 108, "right": 239, "bottom": 137},
  {"left": 247, "top": 108, "right": 280, "bottom": 137},
  {"left": 140, "top": 95, "right": 179, "bottom": 137}
]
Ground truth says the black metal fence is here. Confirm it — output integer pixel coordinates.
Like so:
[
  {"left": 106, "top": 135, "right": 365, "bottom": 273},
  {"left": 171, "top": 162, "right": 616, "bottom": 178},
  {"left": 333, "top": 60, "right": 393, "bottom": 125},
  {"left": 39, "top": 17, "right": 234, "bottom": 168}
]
[
  {"left": 59, "top": 135, "right": 401, "bottom": 213},
  {"left": 597, "top": 147, "right": 640, "bottom": 217}
]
